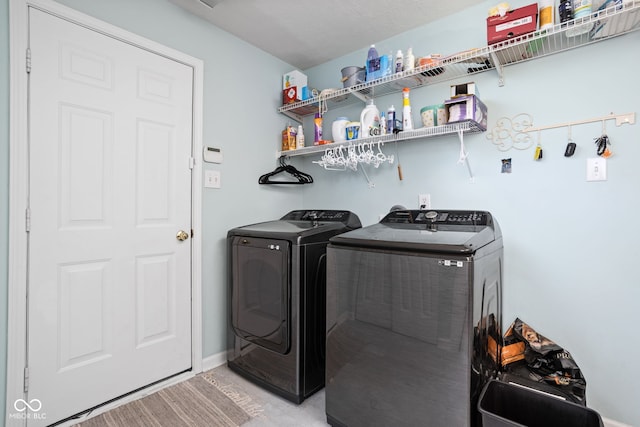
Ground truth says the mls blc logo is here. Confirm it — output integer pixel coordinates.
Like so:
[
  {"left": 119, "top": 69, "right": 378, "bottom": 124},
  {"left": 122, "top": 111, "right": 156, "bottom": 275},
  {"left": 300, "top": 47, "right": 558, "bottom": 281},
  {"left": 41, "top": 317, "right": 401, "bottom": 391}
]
[{"left": 10, "top": 398, "right": 46, "bottom": 420}]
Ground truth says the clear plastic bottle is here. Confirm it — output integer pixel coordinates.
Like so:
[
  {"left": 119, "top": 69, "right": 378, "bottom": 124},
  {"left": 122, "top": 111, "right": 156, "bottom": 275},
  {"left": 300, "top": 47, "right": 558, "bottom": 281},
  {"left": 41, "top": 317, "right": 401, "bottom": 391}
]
[
  {"left": 366, "top": 45, "right": 380, "bottom": 82},
  {"left": 402, "top": 88, "right": 413, "bottom": 131}
]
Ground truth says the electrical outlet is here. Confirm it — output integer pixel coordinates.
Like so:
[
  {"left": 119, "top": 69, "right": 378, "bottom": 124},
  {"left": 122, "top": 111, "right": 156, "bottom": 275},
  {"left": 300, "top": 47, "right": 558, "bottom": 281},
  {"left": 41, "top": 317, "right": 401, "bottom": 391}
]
[
  {"left": 418, "top": 194, "right": 431, "bottom": 209},
  {"left": 586, "top": 158, "right": 607, "bottom": 182}
]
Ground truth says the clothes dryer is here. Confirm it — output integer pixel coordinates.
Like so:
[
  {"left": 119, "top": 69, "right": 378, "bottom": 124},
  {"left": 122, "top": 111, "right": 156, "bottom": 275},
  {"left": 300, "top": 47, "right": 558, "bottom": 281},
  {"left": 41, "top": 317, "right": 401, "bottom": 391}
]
[
  {"left": 227, "top": 210, "right": 361, "bottom": 403},
  {"left": 325, "top": 209, "right": 503, "bottom": 427}
]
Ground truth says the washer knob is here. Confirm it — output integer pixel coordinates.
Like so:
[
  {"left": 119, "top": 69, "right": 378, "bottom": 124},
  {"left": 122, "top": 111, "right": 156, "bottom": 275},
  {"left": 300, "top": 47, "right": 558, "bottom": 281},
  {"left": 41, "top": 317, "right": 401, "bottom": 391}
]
[{"left": 425, "top": 211, "right": 438, "bottom": 221}]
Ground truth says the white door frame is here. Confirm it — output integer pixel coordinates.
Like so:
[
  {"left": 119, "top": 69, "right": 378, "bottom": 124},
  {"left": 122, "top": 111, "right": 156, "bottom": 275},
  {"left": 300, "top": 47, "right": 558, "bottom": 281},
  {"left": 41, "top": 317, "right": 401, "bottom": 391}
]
[{"left": 7, "top": 0, "right": 204, "bottom": 424}]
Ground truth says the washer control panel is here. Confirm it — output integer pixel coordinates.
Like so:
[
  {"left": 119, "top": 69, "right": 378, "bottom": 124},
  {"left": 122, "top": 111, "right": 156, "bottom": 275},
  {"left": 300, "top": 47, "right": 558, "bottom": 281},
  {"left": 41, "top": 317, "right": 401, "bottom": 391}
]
[{"left": 382, "top": 210, "right": 490, "bottom": 226}]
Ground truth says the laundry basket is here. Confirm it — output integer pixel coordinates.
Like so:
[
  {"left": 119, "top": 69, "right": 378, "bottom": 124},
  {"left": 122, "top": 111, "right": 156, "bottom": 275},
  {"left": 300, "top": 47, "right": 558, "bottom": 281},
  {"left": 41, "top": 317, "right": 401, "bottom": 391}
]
[{"left": 478, "top": 379, "right": 603, "bottom": 427}]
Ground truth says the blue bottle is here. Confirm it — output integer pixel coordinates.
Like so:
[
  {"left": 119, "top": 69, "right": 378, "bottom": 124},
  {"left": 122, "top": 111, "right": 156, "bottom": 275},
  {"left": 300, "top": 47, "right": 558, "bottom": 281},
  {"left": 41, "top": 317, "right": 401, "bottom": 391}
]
[{"left": 366, "top": 45, "right": 380, "bottom": 82}]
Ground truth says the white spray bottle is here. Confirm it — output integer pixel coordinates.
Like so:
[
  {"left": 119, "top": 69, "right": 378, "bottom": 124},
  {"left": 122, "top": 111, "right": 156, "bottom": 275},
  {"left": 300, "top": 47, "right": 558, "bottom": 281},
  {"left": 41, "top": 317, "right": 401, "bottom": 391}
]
[{"left": 402, "top": 87, "right": 413, "bottom": 131}]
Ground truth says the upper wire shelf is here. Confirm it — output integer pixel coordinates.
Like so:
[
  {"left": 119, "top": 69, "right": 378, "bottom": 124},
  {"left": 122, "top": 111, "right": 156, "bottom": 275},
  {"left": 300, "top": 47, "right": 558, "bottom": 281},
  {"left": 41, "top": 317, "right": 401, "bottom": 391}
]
[{"left": 277, "top": 1, "right": 640, "bottom": 121}]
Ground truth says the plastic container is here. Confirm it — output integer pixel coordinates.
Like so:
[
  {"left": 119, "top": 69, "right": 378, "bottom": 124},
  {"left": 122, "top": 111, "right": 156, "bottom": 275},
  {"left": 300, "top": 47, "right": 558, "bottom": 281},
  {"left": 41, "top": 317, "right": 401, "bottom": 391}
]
[
  {"left": 402, "top": 87, "right": 413, "bottom": 130},
  {"left": 314, "top": 113, "right": 323, "bottom": 145},
  {"left": 539, "top": 0, "right": 554, "bottom": 30},
  {"left": 478, "top": 380, "right": 604, "bottom": 427},
  {"left": 420, "top": 104, "right": 447, "bottom": 127},
  {"left": 345, "top": 122, "right": 360, "bottom": 140},
  {"left": 366, "top": 45, "right": 380, "bottom": 82},
  {"left": 394, "top": 50, "right": 404, "bottom": 73},
  {"left": 559, "top": 0, "right": 574, "bottom": 23},
  {"left": 387, "top": 105, "right": 397, "bottom": 133},
  {"left": 360, "top": 100, "right": 381, "bottom": 138},
  {"left": 403, "top": 47, "right": 415, "bottom": 72},
  {"left": 380, "top": 54, "right": 389, "bottom": 78},
  {"left": 380, "top": 111, "right": 387, "bottom": 135},
  {"left": 296, "top": 125, "right": 305, "bottom": 149},
  {"left": 341, "top": 66, "right": 366, "bottom": 88},
  {"left": 573, "top": 0, "right": 592, "bottom": 18},
  {"left": 332, "top": 117, "right": 349, "bottom": 142},
  {"left": 282, "top": 125, "right": 296, "bottom": 151}
]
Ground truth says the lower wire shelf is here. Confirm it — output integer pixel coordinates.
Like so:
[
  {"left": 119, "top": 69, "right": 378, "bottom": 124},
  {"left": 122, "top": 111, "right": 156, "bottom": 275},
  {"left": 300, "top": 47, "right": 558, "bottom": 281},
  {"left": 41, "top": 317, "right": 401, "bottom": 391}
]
[{"left": 277, "top": 120, "right": 485, "bottom": 158}]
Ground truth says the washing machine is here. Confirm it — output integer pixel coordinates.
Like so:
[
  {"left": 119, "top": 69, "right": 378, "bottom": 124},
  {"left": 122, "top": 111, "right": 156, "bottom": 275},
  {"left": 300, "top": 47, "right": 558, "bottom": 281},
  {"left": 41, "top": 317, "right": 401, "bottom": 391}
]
[
  {"left": 325, "top": 209, "right": 503, "bottom": 427},
  {"left": 227, "top": 210, "right": 361, "bottom": 404}
]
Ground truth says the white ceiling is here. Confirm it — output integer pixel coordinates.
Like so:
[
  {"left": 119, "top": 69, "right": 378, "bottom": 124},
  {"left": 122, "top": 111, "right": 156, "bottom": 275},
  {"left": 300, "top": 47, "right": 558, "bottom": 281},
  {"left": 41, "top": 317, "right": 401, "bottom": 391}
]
[{"left": 169, "top": 0, "right": 479, "bottom": 69}]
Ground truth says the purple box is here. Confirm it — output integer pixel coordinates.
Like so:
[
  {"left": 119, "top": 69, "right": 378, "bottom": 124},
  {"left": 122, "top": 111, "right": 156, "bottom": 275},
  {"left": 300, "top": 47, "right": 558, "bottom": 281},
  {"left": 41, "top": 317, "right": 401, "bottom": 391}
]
[{"left": 445, "top": 95, "right": 488, "bottom": 130}]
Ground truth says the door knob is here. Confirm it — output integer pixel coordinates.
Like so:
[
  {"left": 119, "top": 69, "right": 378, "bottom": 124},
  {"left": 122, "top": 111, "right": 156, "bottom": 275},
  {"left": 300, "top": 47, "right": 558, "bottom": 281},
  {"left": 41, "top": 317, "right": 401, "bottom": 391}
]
[{"left": 176, "top": 230, "right": 189, "bottom": 241}]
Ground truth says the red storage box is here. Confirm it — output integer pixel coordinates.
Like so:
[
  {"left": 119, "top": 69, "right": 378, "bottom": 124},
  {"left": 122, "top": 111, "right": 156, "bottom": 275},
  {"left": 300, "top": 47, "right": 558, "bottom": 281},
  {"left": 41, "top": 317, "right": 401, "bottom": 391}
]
[
  {"left": 487, "top": 3, "right": 538, "bottom": 44},
  {"left": 282, "top": 86, "right": 298, "bottom": 104}
]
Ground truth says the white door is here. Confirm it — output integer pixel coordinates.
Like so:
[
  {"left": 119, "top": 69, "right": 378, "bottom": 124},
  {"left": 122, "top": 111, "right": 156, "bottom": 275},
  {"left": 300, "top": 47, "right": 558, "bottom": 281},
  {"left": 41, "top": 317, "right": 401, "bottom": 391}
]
[{"left": 27, "top": 8, "right": 194, "bottom": 425}]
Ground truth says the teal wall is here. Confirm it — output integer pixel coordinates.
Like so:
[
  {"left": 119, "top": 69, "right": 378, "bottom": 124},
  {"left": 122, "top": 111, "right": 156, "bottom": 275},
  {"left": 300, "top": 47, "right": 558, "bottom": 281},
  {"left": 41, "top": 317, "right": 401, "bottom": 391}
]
[
  {"left": 2, "top": 0, "right": 639, "bottom": 425},
  {"left": 301, "top": 1, "right": 640, "bottom": 425}
]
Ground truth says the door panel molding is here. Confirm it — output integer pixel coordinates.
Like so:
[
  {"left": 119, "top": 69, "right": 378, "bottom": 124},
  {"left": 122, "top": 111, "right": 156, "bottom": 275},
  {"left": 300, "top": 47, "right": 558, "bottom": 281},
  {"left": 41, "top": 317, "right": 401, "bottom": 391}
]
[{"left": 7, "top": 1, "right": 203, "bottom": 424}]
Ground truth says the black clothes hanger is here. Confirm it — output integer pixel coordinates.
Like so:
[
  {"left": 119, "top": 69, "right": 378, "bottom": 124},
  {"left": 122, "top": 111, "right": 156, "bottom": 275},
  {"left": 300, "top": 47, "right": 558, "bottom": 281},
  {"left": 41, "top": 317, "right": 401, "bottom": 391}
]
[{"left": 258, "top": 156, "right": 314, "bottom": 185}]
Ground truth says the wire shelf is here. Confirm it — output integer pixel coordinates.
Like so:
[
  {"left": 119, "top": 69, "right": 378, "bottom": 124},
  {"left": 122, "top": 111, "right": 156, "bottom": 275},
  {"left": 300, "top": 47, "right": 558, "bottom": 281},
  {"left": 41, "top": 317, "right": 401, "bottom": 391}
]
[
  {"left": 277, "top": 120, "right": 484, "bottom": 158},
  {"left": 278, "top": 1, "right": 640, "bottom": 120}
]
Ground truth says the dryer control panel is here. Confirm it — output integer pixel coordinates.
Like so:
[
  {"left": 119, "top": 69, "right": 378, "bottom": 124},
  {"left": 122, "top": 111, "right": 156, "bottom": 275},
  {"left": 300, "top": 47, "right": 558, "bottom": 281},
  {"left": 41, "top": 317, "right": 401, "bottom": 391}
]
[{"left": 282, "top": 210, "right": 362, "bottom": 228}]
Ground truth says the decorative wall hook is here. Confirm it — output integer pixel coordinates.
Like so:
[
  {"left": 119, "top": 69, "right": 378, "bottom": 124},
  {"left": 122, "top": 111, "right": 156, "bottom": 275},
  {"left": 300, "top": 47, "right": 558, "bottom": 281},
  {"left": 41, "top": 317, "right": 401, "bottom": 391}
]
[
  {"left": 488, "top": 112, "right": 636, "bottom": 152},
  {"left": 487, "top": 113, "right": 534, "bottom": 151}
]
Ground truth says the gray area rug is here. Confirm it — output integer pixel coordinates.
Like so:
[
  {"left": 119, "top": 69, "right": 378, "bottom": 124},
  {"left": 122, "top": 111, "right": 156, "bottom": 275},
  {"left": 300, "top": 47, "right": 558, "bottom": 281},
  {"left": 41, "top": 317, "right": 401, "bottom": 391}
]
[{"left": 74, "top": 371, "right": 259, "bottom": 427}]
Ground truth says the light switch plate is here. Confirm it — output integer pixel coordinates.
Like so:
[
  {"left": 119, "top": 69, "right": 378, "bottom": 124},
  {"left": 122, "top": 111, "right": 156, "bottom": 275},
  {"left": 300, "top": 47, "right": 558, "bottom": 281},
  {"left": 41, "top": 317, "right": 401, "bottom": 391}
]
[
  {"left": 204, "top": 170, "right": 221, "bottom": 188},
  {"left": 586, "top": 158, "right": 607, "bottom": 182}
]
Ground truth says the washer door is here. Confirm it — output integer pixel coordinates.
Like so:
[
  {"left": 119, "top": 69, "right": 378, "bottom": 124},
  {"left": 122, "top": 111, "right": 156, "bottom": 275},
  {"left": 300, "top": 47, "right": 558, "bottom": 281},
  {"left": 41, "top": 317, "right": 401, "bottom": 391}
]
[{"left": 230, "top": 236, "right": 291, "bottom": 354}]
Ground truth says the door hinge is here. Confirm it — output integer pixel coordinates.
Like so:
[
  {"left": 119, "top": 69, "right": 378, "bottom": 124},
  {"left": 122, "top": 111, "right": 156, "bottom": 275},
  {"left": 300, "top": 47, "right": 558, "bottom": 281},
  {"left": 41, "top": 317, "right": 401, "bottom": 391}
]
[
  {"left": 26, "top": 48, "right": 31, "bottom": 74},
  {"left": 189, "top": 157, "right": 195, "bottom": 169},
  {"left": 23, "top": 367, "right": 29, "bottom": 393},
  {"left": 25, "top": 208, "right": 31, "bottom": 232}
]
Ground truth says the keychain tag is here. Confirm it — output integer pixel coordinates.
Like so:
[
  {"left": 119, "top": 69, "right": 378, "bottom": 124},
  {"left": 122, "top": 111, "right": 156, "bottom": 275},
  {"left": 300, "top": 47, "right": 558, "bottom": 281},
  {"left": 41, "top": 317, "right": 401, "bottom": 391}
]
[
  {"left": 534, "top": 145, "right": 543, "bottom": 160},
  {"left": 564, "top": 142, "right": 576, "bottom": 157}
]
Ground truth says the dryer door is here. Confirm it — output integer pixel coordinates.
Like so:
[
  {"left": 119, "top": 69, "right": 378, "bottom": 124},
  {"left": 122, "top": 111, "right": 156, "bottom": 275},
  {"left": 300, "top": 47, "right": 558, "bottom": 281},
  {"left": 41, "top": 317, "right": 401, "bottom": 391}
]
[{"left": 230, "top": 236, "right": 291, "bottom": 354}]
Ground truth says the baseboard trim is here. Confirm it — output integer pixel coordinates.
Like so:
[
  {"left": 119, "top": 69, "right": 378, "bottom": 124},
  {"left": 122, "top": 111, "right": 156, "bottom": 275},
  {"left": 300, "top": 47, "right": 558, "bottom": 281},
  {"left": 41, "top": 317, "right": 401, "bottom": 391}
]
[
  {"left": 603, "top": 417, "right": 633, "bottom": 427},
  {"left": 202, "top": 351, "right": 227, "bottom": 372}
]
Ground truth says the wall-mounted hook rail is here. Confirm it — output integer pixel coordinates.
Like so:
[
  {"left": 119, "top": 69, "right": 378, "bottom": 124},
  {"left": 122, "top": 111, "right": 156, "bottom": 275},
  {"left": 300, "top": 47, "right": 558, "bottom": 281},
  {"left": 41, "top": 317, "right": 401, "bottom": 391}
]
[
  {"left": 522, "top": 112, "right": 635, "bottom": 133},
  {"left": 488, "top": 112, "right": 635, "bottom": 151}
]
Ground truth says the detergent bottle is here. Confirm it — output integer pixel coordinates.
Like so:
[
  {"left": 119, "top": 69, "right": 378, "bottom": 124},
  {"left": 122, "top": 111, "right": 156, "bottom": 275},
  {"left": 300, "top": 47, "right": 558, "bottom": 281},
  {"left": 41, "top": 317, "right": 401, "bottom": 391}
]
[
  {"left": 360, "top": 100, "right": 381, "bottom": 138},
  {"left": 366, "top": 45, "right": 380, "bottom": 82}
]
